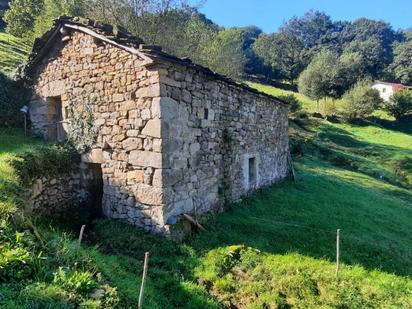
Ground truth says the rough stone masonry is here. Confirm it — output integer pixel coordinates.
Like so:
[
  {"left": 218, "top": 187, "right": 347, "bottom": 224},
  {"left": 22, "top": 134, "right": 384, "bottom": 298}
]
[{"left": 22, "top": 17, "right": 290, "bottom": 236}]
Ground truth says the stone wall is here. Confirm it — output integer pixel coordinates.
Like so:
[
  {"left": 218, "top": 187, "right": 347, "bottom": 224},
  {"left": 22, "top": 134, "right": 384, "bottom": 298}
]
[
  {"left": 29, "top": 29, "right": 289, "bottom": 235},
  {"left": 30, "top": 31, "right": 168, "bottom": 233},
  {"left": 29, "top": 172, "right": 89, "bottom": 213},
  {"left": 154, "top": 63, "right": 290, "bottom": 226}
]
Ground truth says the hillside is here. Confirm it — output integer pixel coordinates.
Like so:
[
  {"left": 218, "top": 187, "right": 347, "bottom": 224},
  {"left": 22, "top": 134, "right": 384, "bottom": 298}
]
[
  {"left": 0, "top": 32, "right": 30, "bottom": 75},
  {"left": 1, "top": 82, "right": 411, "bottom": 307}
]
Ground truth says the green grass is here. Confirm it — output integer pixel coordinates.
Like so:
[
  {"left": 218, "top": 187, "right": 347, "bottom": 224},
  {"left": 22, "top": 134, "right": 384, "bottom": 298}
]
[
  {"left": 1, "top": 82, "right": 412, "bottom": 307},
  {"left": 0, "top": 32, "right": 30, "bottom": 75},
  {"left": 248, "top": 81, "right": 343, "bottom": 114}
]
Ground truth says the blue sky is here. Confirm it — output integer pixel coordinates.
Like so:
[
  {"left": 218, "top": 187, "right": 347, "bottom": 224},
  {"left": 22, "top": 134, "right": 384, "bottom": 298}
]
[{"left": 196, "top": 0, "right": 412, "bottom": 32}]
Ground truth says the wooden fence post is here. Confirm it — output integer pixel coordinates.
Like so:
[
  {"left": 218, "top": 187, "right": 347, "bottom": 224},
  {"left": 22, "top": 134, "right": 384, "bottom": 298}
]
[
  {"left": 335, "top": 229, "right": 340, "bottom": 279},
  {"left": 138, "top": 252, "right": 149, "bottom": 309},
  {"left": 77, "top": 225, "right": 86, "bottom": 252}
]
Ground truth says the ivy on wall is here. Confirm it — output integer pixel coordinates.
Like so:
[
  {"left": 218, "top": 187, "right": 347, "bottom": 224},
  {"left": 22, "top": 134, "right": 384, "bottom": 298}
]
[{"left": 67, "top": 102, "right": 98, "bottom": 154}]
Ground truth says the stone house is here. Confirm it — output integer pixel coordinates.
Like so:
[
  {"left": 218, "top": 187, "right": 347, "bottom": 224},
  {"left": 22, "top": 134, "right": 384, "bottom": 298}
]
[
  {"left": 372, "top": 80, "right": 412, "bottom": 102},
  {"left": 21, "top": 17, "right": 290, "bottom": 235}
]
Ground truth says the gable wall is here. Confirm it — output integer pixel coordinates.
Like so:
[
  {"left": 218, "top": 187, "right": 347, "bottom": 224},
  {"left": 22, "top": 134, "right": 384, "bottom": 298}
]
[{"left": 30, "top": 31, "right": 170, "bottom": 233}]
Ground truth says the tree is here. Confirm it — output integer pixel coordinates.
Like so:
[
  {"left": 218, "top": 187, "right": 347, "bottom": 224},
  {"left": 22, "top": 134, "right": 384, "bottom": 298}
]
[
  {"left": 341, "top": 80, "right": 381, "bottom": 121},
  {"left": 298, "top": 51, "right": 345, "bottom": 108},
  {"left": 4, "top": 0, "right": 43, "bottom": 38},
  {"left": 204, "top": 28, "right": 247, "bottom": 79},
  {"left": 280, "top": 10, "right": 337, "bottom": 49},
  {"left": 342, "top": 37, "right": 388, "bottom": 78},
  {"left": 33, "top": 0, "right": 82, "bottom": 38},
  {"left": 253, "top": 31, "right": 306, "bottom": 85},
  {"left": 389, "top": 40, "right": 412, "bottom": 84},
  {"left": 0, "top": 0, "right": 9, "bottom": 30},
  {"left": 383, "top": 89, "right": 412, "bottom": 120},
  {"left": 338, "top": 18, "right": 397, "bottom": 78}
]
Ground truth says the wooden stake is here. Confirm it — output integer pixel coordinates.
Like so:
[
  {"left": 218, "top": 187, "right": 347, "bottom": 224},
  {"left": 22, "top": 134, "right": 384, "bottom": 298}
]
[
  {"left": 77, "top": 225, "right": 86, "bottom": 251},
  {"left": 335, "top": 229, "right": 340, "bottom": 279},
  {"left": 182, "top": 214, "right": 207, "bottom": 232},
  {"left": 138, "top": 252, "right": 149, "bottom": 309}
]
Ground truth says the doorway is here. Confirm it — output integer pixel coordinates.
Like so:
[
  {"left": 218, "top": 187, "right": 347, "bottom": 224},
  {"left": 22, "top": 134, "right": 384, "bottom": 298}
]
[{"left": 87, "top": 163, "right": 103, "bottom": 219}]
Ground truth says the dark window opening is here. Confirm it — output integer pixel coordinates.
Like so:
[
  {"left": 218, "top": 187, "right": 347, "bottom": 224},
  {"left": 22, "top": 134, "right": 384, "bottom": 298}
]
[
  {"left": 204, "top": 108, "right": 209, "bottom": 120},
  {"left": 248, "top": 157, "right": 256, "bottom": 187}
]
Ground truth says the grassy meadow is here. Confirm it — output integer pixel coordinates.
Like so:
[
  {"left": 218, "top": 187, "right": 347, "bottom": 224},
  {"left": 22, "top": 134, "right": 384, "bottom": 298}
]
[
  {"left": 0, "top": 32, "right": 30, "bottom": 75},
  {"left": 1, "top": 79, "right": 411, "bottom": 307}
]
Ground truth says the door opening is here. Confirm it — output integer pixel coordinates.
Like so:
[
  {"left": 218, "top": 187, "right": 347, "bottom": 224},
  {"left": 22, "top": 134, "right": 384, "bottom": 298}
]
[{"left": 87, "top": 163, "right": 103, "bottom": 219}]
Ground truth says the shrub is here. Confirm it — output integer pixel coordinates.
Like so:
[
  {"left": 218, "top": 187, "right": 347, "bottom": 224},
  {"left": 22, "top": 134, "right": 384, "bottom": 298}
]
[
  {"left": 341, "top": 80, "right": 381, "bottom": 121},
  {"left": 11, "top": 143, "right": 80, "bottom": 186},
  {"left": 53, "top": 267, "right": 98, "bottom": 296},
  {"left": 278, "top": 94, "right": 302, "bottom": 113},
  {"left": 383, "top": 89, "right": 412, "bottom": 120}
]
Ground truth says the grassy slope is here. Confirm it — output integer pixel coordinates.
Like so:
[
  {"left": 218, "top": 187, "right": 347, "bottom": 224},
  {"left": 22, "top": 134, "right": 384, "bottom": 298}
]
[
  {"left": 0, "top": 32, "right": 30, "bottom": 75},
  {"left": 1, "top": 86, "right": 411, "bottom": 307}
]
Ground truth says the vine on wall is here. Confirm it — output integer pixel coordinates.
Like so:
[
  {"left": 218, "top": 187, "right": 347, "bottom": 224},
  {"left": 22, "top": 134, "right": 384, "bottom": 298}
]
[{"left": 67, "top": 102, "right": 98, "bottom": 153}]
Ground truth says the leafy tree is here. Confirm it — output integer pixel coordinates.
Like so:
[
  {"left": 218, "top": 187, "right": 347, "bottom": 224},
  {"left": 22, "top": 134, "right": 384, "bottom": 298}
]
[
  {"left": 389, "top": 40, "right": 412, "bottom": 84},
  {"left": 4, "top": 0, "right": 43, "bottom": 38},
  {"left": 0, "top": 0, "right": 9, "bottom": 30},
  {"left": 33, "top": 0, "right": 82, "bottom": 38},
  {"left": 339, "top": 18, "right": 397, "bottom": 78},
  {"left": 204, "top": 28, "right": 247, "bottom": 79},
  {"left": 383, "top": 89, "right": 412, "bottom": 120},
  {"left": 240, "top": 25, "right": 264, "bottom": 76},
  {"left": 341, "top": 80, "right": 381, "bottom": 121},
  {"left": 342, "top": 37, "right": 388, "bottom": 78},
  {"left": 298, "top": 51, "right": 345, "bottom": 108},
  {"left": 280, "top": 10, "right": 337, "bottom": 49},
  {"left": 253, "top": 31, "right": 306, "bottom": 85}
]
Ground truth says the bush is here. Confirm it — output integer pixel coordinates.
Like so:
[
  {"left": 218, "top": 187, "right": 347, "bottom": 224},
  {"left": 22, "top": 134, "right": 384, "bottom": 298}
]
[
  {"left": 341, "top": 80, "right": 381, "bottom": 121},
  {"left": 383, "top": 89, "right": 412, "bottom": 120},
  {"left": 11, "top": 143, "right": 80, "bottom": 186},
  {"left": 278, "top": 94, "right": 302, "bottom": 113},
  {"left": 0, "top": 73, "right": 28, "bottom": 128}
]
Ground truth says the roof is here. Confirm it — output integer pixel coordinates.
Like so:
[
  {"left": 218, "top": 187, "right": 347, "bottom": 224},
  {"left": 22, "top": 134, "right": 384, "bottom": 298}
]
[
  {"left": 373, "top": 80, "right": 412, "bottom": 88},
  {"left": 19, "top": 16, "right": 287, "bottom": 105}
]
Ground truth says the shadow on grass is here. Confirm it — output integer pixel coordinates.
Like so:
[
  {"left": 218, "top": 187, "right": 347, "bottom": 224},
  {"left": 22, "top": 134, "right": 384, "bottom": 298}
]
[
  {"left": 191, "top": 160, "right": 412, "bottom": 277},
  {"left": 307, "top": 124, "right": 412, "bottom": 189},
  {"left": 367, "top": 115, "right": 412, "bottom": 135}
]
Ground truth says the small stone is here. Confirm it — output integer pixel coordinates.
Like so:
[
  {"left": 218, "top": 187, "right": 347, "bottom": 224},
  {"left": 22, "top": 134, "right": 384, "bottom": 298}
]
[{"left": 113, "top": 93, "right": 124, "bottom": 102}]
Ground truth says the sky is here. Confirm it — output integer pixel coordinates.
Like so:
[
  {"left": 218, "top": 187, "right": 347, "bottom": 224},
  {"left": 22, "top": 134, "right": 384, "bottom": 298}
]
[{"left": 195, "top": 0, "right": 412, "bottom": 33}]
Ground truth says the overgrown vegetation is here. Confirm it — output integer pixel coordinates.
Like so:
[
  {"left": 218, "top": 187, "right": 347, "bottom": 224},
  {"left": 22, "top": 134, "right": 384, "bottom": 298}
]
[
  {"left": 383, "top": 88, "right": 412, "bottom": 120},
  {"left": 0, "top": 129, "right": 120, "bottom": 308},
  {"left": 2, "top": 0, "right": 412, "bottom": 88},
  {"left": 67, "top": 103, "right": 98, "bottom": 153},
  {"left": 341, "top": 80, "right": 382, "bottom": 121},
  {"left": 0, "top": 32, "right": 31, "bottom": 128},
  {"left": 11, "top": 142, "right": 80, "bottom": 186}
]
